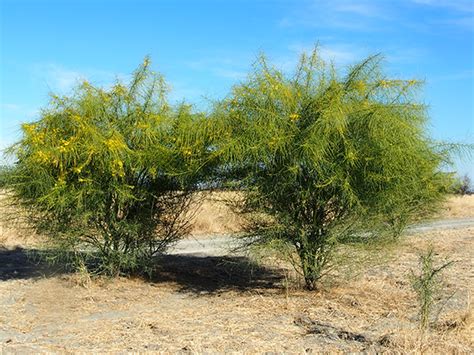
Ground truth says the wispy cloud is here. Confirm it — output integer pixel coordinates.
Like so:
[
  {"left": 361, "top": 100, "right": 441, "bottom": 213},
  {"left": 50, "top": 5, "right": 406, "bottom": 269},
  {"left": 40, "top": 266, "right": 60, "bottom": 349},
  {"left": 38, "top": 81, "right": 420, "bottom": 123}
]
[
  {"left": 280, "top": 0, "right": 473, "bottom": 33},
  {"left": 411, "top": 0, "right": 474, "bottom": 13},
  {"left": 0, "top": 136, "right": 15, "bottom": 164},
  {"left": 168, "top": 81, "right": 206, "bottom": 105},
  {"left": 431, "top": 69, "right": 474, "bottom": 82},
  {"left": 286, "top": 42, "right": 366, "bottom": 66},
  {"left": 31, "top": 64, "right": 86, "bottom": 93},
  {"left": 30, "top": 63, "right": 128, "bottom": 94},
  {"left": 334, "top": 3, "right": 381, "bottom": 17},
  {"left": 185, "top": 55, "right": 250, "bottom": 80},
  {"left": 0, "top": 104, "right": 39, "bottom": 163},
  {"left": 434, "top": 16, "right": 474, "bottom": 30},
  {"left": 1, "top": 103, "right": 39, "bottom": 120},
  {"left": 278, "top": 0, "right": 390, "bottom": 31},
  {"left": 212, "top": 68, "right": 247, "bottom": 80},
  {"left": 410, "top": 0, "right": 474, "bottom": 30}
]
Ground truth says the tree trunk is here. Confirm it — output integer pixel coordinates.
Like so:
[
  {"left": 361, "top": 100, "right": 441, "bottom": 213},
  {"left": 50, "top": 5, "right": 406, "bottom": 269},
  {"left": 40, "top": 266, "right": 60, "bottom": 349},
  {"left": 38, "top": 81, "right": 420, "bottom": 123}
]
[{"left": 298, "top": 245, "right": 325, "bottom": 291}]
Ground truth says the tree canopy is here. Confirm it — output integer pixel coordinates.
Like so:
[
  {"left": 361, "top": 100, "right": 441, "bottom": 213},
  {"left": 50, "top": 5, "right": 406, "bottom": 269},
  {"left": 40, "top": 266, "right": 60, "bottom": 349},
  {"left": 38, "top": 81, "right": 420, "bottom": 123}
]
[
  {"left": 6, "top": 58, "right": 219, "bottom": 275},
  {"left": 215, "top": 50, "right": 452, "bottom": 289}
]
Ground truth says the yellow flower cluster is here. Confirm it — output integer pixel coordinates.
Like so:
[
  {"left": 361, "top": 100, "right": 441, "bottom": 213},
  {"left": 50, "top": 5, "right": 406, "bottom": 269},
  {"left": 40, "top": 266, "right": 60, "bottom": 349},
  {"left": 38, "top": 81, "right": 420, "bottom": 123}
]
[
  {"left": 183, "top": 148, "right": 192, "bottom": 157},
  {"left": 354, "top": 80, "right": 366, "bottom": 94},
  {"left": 136, "top": 122, "right": 150, "bottom": 129},
  {"left": 380, "top": 79, "right": 416, "bottom": 88},
  {"left": 54, "top": 175, "right": 66, "bottom": 187},
  {"left": 22, "top": 123, "right": 37, "bottom": 136},
  {"left": 380, "top": 80, "right": 390, "bottom": 88},
  {"left": 33, "top": 150, "right": 50, "bottom": 164},
  {"left": 31, "top": 131, "right": 45, "bottom": 145},
  {"left": 112, "top": 84, "right": 127, "bottom": 97},
  {"left": 347, "top": 151, "right": 356, "bottom": 162},
  {"left": 269, "top": 137, "right": 278, "bottom": 147},
  {"left": 150, "top": 114, "right": 161, "bottom": 123},
  {"left": 105, "top": 136, "right": 127, "bottom": 151},
  {"left": 111, "top": 159, "right": 125, "bottom": 177},
  {"left": 289, "top": 113, "right": 300, "bottom": 122}
]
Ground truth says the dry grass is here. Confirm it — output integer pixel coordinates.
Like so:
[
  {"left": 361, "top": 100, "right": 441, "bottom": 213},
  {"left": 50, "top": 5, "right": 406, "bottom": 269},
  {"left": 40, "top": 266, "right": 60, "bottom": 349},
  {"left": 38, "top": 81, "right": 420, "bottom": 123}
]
[
  {"left": 0, "top": 192, "right": 45, "bottom": 249},
  {"left": 188, "top": 191, "right": 245, "bottom": 236},
  {"left": 438, "top": 195, "right": 474, "bottom": 219}
]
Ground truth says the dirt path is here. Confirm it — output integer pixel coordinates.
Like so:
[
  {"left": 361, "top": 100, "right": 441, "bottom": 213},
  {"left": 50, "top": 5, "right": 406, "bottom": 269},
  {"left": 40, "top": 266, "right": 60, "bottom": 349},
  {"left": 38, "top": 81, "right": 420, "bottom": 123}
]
[{"left": 169, "top": 217, "right": 474, "bottom": 256}]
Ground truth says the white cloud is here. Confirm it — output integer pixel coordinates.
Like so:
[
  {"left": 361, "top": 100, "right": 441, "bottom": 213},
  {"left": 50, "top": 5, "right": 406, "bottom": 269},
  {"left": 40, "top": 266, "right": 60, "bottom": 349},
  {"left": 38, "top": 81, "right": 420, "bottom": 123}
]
[
  {"left": 185, "top": 55, "right": 250, "bottom": 80},
  {"left": 435, "top": 16, "right": 474, "bottom": 30},
  {"left": 212, "top": 68, "right": 247, "bottom": 80},
  {"left": 411, "top": 0, "right": 474, "bottom": 30},
  {"left": 0, "top": 135, "right": 16, "bottom": 164},
  {"left": 168, "top": 82, "right": 205, "bottom": 105},
  {"left": 1, "top": 103, "right": 39, "bottom": 120},
  {"left": 411, "top": 0, "right": 474, "bottom": 12},
  {"left": 334, "top": 3, "right": 381, "bottom": 17},
  {"left": 431, "top": 70, "right": 474, "bottom": 82},
  {"left": 1, "top": 103, "right": 21, "bottom": 111},
  {"left": 31, "top": 64, "right": 86, "bottom": 93},
  {"left": 287, "top": 43, "right": 364, "bottom": 66},
  {"left": 278, "top": 0, "right": 390, "bottom": 31},
  {"left": 30, "top": 63, "right": 128, "bottom": 94}
]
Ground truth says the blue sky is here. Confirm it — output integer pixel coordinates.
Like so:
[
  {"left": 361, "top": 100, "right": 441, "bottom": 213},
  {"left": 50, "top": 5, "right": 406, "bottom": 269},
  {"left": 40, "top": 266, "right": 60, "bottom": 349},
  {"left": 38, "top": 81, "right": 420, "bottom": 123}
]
[{"left": 1, "top": 0, "right": 473, "bottom": 175}]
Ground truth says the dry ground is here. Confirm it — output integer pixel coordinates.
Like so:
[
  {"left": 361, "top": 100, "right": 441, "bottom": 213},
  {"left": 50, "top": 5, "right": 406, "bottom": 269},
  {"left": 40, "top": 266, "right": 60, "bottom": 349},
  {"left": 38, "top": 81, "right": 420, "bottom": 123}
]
[{"left": 0, "top": 194, "right": 473, "bottom": 353}]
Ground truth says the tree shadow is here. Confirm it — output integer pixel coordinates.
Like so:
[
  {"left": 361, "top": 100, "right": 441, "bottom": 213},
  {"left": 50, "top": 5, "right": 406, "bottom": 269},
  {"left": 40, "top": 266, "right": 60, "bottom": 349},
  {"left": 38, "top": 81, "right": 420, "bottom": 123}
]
[
  {"left": 0, "top": 247, "right": 285, "bottom": 295},
  {"left": 0, "top": 247, "right": 66, "bottom": 281},
  {"left": 151, "top": 254, "right": 285, "bottom": 294}
]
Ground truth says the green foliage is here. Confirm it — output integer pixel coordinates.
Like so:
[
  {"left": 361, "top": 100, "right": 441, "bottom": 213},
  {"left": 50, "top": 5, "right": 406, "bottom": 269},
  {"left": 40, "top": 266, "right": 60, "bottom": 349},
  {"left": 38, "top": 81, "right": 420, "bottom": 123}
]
[
  {"left": 410, "top": 246, "right": 453, "bottom": 330},
  {"left": 6, "top": 57, "right": 218, "bottom": 276},
  {"left": 215, "top": 49, "right": 452, "bottom": 290}
]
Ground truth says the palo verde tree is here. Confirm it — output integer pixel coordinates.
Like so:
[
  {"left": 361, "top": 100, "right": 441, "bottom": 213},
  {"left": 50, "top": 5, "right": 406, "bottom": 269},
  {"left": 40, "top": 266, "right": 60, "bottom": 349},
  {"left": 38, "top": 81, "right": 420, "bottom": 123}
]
[
  {"left": 216, "top": 50, "right": 452, "bottom": 290},
  {"left": 6, "top": 57, "right": 218, "bottom": 276}
]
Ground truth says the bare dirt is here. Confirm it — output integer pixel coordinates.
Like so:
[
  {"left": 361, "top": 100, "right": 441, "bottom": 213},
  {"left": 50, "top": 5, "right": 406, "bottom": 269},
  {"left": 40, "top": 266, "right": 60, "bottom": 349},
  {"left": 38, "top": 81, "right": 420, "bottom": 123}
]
[{"left": 0, "top": 194, "right": 473, "bottom": 353}]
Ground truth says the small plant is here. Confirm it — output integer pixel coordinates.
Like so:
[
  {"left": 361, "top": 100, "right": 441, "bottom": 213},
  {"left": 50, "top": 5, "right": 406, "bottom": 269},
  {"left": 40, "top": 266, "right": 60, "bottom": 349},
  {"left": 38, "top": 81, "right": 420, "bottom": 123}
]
[{"left": 410, "top": 245, "right": 453, "bottom": 330}]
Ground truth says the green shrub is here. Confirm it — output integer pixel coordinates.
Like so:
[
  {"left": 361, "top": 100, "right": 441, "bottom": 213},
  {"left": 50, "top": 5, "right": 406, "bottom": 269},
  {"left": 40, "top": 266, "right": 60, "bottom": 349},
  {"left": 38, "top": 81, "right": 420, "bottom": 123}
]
[
  {"left": 6, "top": 58, "right": 218, "bottom": 276},
  {"left": 216, "top": 49, "right": 452, "bottom": 290}
]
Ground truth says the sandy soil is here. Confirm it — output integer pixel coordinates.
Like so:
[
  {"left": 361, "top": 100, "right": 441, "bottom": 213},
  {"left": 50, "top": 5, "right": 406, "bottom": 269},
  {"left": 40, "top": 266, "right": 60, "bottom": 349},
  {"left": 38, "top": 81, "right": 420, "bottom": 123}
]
[{"left": 0, "top": 193, "right": 473, "bottom": 352}]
